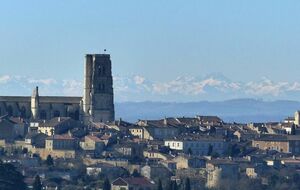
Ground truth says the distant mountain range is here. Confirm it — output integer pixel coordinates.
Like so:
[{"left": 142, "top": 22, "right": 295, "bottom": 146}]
[
  {"left": 1, "top": 74, "right": 300, "bottom": 123},
  {"left": 115, "top": 99, "right": 300, "bottom": 123}
]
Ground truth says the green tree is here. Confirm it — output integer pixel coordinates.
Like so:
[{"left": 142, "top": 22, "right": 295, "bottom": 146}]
[
  {"left": 157, "top": 179, "right": 163, "bottom": 190},
  {"left": 33, "top": 175, "right": 42, "bottom": 190},
  {"left": 0, "top": 160, "right": 27, "bottom": 190},
  {"left": 46, "top": 155, "right": 54, "bottom": 166},
  {"left": 184, "top": 178, "right": 191, "bottom": 190},
  {"left": 103, "top": 178, "right": 111, "bottom": 190}
]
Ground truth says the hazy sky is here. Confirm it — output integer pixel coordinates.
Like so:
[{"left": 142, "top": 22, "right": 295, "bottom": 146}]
[{"left": 1, "top": 1, "right": 300, "bottom": 101}]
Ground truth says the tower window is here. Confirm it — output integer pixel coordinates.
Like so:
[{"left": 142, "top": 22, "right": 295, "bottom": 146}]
[
  {"left": 98, "top": 66, "right": 106, "bottom": 75},
  {"left": 98, "top": 84, "right": 105, "bottom": 92}
]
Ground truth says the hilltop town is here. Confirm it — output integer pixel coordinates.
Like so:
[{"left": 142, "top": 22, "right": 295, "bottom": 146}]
[{"left": 1, "top": 55, "right": 300, "bottom": 190}]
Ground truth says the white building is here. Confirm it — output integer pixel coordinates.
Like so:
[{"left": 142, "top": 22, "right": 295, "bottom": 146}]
[{"left": 164, "top": 135, "right": 227, "bottom": 156}]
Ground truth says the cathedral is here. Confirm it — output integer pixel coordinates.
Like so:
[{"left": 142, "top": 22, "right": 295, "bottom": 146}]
[{"left": 0, "top": 54, "right": 115, "bottom": 124}]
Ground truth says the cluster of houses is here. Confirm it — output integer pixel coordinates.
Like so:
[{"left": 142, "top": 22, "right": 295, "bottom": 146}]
[{"left": 2, "top": 111, "right": 300, "bottom": 189}]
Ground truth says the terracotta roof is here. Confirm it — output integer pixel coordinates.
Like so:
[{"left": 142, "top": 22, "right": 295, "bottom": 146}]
[
  {"left": 112, "top": 178, "right": 127, "bottom": 186},
  {"left": 197, "top": 115, "right": 222, "bottom": 123},
  {"left": 100, "top": 135, "right": 111, "bottom": 140},
  {"left": 39, "top": 117, "right": 72, "bottom": 127},
  {"left": 86, "top": 135, "right": 102, "bottom": 142},
  {"left": 112, "top": 177, "right": 154, "bottom": 186},
  {"left": 124, "top": 177, "right": 153, "bottom": 185},
  {"left": 255, "top": 135, "right": 300, "bottom": 142},
  {"left": 166, "top": 134, "right": 225, "bottom": 142},
  {"left": 46, "top": 134, "right": 74, "bottom": 140}
]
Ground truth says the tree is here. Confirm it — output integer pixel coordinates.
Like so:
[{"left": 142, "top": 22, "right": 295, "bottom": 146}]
[
  {"left": 0, "top": 160, "right": 27, "bottom": 190},
  {"left": 33, "top": 175, "right": 42, "bottom": 190},
  {"left": 291, "top": 124, "right": 296, "bottom": 135},
  {"left": 157, "top": 179, "right": 163, "bottom": 190},
  {"left": 184, "top": 178, "right": 191, "bottom": 190},
  {"left": 103, "top": 178, "right": 111, "bottom": 190},
  {"left": 46, "top": 155, "right": 54, "bottom": 166},
  {"left": 132, "top": 169, "right": 141, "bottom": 177},
  {"left": 207, "top": 144, "right": 213, "bottom": 156}
]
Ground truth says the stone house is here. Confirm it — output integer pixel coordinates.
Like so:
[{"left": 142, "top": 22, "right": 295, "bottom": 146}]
[
  {"left": 111, "top": 177, "right": 155, "bottom": 190},
  {"left": 0, "top": 116, "right": 15, "bottom": 141},
  {"left": 206, "top": 159, "right": 239, "bottom": 189},
  {"left": 86, "top": 163, "right": 116, "bottom": 176},
  {"left": 143, "top": 150, "right": 171, "bottom": 161},
  {"left": 172, "top": 155, "right": 206, "bottom": 169},
  {"left": 114, "top": 142, "right": 144, "bottom": 160},
  {"left": 81, "top": 135, "right": 105, "bottom": 157},
  {"left": 252, "top": 134, "right": 300, "bottom": 154},
  {"left": 141, "top": 164, "right": 172, "bottom": 182},
  {"left": 31, "top": 117, "right": 78, "bottom": 136},
  {"left": 45, "top": 134, "right": 78, "bottom": 151},
  {"left": 24, "top": 133, "right": 48, "bottom": 149},
  {"left": 129, "top": 126, "right": 179, "bottom": 141},
  {"left": 135, "top": 119, "right": 182, "bottom": 140}
]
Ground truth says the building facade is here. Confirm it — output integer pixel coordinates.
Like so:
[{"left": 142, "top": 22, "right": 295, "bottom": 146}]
[
  {"left": 164, "top": 136, "right": 227, "bottom": 156},
  {"left": 0, "top": 54, "right": 115, "bottom": 124},
  {"left": 252, "top": 135, "right": 300, "bottom": 154}
]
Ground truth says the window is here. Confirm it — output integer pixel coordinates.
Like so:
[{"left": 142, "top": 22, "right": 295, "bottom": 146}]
[
  {"left": 40, "top": 110, "right": 47, "bottom": 120},
  {"left": 74, "top": 110, "right": 80, "bottom": 120},
  {"left": 53, "top": 110, "right": 60, "bottom": 117},
  {"left": 98, "top": 65, "right": 106, "bottom": 75},
  {"left": 7, "top": 105, "right": 13, "bottom": 116},
  {"left": 98, "top": 84, "right": 105, "bottom": 92}
]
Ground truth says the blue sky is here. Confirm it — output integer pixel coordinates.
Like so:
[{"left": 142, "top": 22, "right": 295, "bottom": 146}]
[{"left": 0, "top": 1, "right": 300, "bottom": 102}]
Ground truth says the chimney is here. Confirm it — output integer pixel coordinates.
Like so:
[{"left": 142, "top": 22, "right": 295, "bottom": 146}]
[{"left": 164, "top": 117, "right": 167, "bottom": 125}]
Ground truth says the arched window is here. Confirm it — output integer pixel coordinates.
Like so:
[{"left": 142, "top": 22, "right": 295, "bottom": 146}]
[
  {"left": 98, "top": 65, "right": 106, "bottom": 76},
  {"left": 74, "top": 110, "right": 80, "bottom": 120},
  {"left": 40, "top": 110, "right": 47, "bottom": 120},
  {"left": 20, "top": 106, "right": 26, "bottom": 118},
  {"left": 53, "top": 110, "right": 60, "bottom": 117},
  {"left": 68, "top": 111, "right": 74, "bottom": 119},
  {"left": 7, "top": 105, "right": 13, "bottom": 116}
]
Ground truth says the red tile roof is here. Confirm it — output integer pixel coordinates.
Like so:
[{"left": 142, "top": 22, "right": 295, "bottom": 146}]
[{"left": 112, "top": 177, "right": 154, "bottom": 186}]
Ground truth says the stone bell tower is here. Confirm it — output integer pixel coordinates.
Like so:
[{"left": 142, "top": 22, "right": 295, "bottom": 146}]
[
  {"left": 31, "top": 86, "right": 39, "bottom": 119},
  {"left": 82, "top": 54, "right": 115, "bottom": 123}
]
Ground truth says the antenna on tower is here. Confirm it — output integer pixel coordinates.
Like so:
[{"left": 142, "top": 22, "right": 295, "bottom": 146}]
[{"left": 104, "top": 49, "right": 107, "bottom": 54}]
